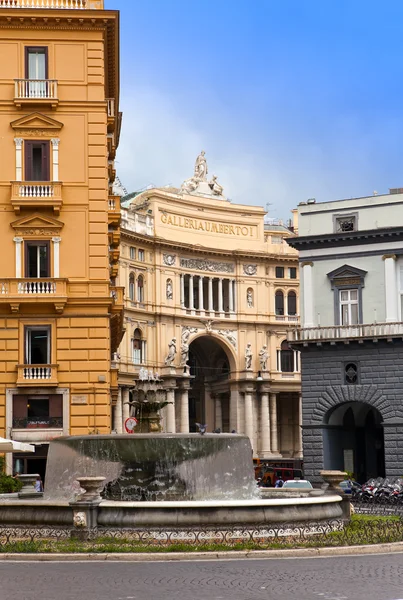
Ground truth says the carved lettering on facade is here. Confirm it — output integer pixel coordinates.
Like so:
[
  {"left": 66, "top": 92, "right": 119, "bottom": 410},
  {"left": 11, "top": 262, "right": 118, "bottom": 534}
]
[
  {"left": 180, "top": 258, "right": 235, "bottom": 274},
  {"left": 160, "top": 212, "right": 255, "bottom": 238},
  {"left": 334, "top": 277, "right": 361, "bottom": 286}
]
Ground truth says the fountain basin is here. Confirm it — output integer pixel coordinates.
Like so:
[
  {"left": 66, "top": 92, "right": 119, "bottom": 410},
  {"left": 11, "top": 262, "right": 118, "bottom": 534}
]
[{"left": 0, "top": 495, "right": 343, "bottom": 527}]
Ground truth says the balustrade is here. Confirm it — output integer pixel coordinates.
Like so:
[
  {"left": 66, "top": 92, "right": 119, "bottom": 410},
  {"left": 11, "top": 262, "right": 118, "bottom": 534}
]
[
  {"left": 14, "top": 79, "right": 58, "bottom": 100},
  {"left": 289, "top": 321, "right": 403, "bottom": 342},
  {"left": 18, "top": 184, "right": 55, "bottom": 198},
  {"left": 1, "top": 0, "right": 86, "bottom": 8},
  {"left": 23, "top": 366, "right": 52, "bottom": 380},
  {"left": 18, "top": 281, "right": 56, "bottom": 295}
]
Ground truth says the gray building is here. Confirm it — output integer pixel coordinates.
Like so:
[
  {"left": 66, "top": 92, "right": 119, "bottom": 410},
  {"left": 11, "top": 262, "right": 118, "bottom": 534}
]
[{"left": 287, "top": 191, "right": 403, "bottom": 484}]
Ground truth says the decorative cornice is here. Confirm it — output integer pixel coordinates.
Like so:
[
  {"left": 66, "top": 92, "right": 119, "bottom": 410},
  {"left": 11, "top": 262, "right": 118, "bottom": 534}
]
[{"left": 287, "top": 226, "right": 403, "bottom": 251}]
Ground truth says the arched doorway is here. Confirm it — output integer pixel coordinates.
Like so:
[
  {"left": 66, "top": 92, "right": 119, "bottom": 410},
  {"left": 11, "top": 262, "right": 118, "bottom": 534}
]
[
  {"left": 323, "top": 402, "right": 385, "bottom": 482},
  {"left": 188, "top": 336, "right": 232, "bottom": 433}
]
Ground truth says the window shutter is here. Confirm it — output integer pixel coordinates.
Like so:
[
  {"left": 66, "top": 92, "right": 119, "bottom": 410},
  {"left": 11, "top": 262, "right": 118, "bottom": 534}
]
[
  {"left": 41, "top": 141, "right": 50, "bottom": 181},
  {"left": 13, "top": 395, "right": 28, "bottom": 418},
  {"left": 24, "top": 141, "right": 33, "bottom": 181},
  {"left": 49, "top": 395, "right": 62, "bottom": 418}
]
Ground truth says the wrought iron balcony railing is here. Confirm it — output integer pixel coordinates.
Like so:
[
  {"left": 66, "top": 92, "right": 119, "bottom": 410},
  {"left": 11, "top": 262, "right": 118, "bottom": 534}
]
[{"left": 12, "top": 416, "right": 63, "bottom": 429}]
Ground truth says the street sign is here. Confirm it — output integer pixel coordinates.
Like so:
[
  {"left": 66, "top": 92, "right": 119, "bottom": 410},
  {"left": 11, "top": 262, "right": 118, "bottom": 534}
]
[{"left": 124, "top": 417, "right": 138, "bottom": 434}]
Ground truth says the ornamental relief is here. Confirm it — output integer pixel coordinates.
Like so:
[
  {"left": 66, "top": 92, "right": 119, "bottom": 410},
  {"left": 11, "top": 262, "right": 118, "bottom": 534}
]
[
  {"left": 243, "top": 264, "right": 257, "bottom": 276},
  {"left": 180, "top": 257, "right": 235, "bottom": 274},
  {"left": 14, "top": 129, "right": 56, "bottom": 137},
  {"left": 14, "top": 229, "right": 60, "bottom": 236},
  {"left": 163, "top": 254, "right": 176, "bottom": 266}
]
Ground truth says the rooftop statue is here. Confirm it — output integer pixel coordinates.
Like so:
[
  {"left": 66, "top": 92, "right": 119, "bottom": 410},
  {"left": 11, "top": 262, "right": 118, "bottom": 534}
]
[{"left": 180, "top": 151, "right": 225, "bottom": 198}]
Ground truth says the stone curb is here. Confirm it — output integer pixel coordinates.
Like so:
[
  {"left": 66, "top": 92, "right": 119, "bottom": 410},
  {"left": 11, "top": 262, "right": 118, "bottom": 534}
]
[{"left": 1, "top": 542, "right": 403, "bottom": 561}]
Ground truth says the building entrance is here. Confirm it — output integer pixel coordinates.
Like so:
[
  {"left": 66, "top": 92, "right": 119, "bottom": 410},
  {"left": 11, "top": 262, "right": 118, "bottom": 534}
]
[
  {"left": 188, "top": 336, "right": 232, "bottom": 433},
  {"left": 323, "top": 402, "right": 385, "bottom": 483}
]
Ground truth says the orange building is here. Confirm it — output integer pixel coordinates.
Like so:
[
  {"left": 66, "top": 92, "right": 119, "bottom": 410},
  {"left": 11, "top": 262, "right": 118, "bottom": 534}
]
[{"left": 0, "top": 0, "right": 123, "bottom": 478}]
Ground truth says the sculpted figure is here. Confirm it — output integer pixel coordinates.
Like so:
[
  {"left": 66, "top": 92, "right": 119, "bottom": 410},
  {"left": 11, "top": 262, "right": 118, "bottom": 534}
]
[
  {"left": 247, "top": 289, "right": 253, "bottom": 308},
  {"left": 194, "top": 150, "right": 208, "bottom": 180},
  {"left": 166, "top": 279, "right": 173, "bottom": 300},
  {"left": 259, "top": 345, "right": 269, "bottom": 371},
  {"left": 245, "top": 343, "right": 253, "bottom": 370},
  {"left": 209, "top": 174, "right": 224, "bottom": 196},
  {"left": 180, "top": 176, "right": 199, "bottom": 194},
  {"left": 164, "top": 338, "right": 177, "bottom": 366}
]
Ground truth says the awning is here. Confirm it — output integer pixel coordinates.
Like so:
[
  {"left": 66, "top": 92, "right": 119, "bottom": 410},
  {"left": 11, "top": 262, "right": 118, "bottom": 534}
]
[{"left": 0, "top": 437, "right": 35, "bottom": 453}]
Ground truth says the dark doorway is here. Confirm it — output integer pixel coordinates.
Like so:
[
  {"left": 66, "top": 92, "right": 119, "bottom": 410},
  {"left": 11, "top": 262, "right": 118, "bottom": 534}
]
[{"left": 323, "top": 402, "right": 385, "bottom": 483}]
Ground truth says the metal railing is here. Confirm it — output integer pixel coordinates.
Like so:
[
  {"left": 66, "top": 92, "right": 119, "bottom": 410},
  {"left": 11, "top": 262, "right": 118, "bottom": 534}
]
[
  {"left": 12, "top": 416, "right": 63, "bottom": 429},
  {"left": 289, "top": 321, "right": 403, "bottom": 342},
  {"left": 1, "top": 0, "right": 86, "bottom": 8},
  {"left": 15, "top": 79, "right": 58, "bottom": 100}
]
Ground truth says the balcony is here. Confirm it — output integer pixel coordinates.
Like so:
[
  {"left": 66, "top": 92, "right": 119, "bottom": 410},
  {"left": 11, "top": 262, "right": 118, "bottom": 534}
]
[
  {"left": 12, "top": 414, "right": 63, "bottom": 443},
  {"left": 106, "top": 98, "right": 115, "bottom": 131},
  {"left": 16, "top": 364, "right": 59, "bottom": 387},
  {"left": 14, "top": 79, "right": 58, "bottom": 109},
  {"left": 0, "top": 0, "right": 89, "bottom": 8},
  {"left": 288, "top": 322, "right": 403, "bottom": 345},
  {"left": 11, "top": 181, "right": 63, "bottom": 215},
  {"left": 108, "top": 195, "right": 121, "bottom": 227},
  {"left": 274, "top": 314, "right": 299, "bottom": 323},
  {"left": 0, "top": 278, "right": 68, "bottom": 313},
  {"left": 110, "top": 286, "right": 125, "bottom": 354}
]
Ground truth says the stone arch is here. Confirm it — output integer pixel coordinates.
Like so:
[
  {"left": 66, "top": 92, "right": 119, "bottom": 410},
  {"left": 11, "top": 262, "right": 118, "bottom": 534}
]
[
  {"left": 188, "top": 332, "right": 237, "bottom": 373},
  {"left": 311, "top": 385, "right": 397, "bottom": 424}
]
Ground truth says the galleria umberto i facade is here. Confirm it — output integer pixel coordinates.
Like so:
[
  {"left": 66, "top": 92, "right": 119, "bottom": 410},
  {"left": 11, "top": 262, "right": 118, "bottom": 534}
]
[{"left": 114, "top": 154, "right": 302, "bottom": 461}]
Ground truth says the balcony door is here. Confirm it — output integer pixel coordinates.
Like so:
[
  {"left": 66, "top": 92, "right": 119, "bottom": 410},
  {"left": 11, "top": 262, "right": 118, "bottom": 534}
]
[
  {"left": 25, "top": 242, "right": 50, "bottom": 278},
  {"left": 24, "top": 141, "right": 50, "bottom": 182},
  {"left": 25, "top": 47, "right": 48, "bottom": 98},
  {"left": 25, "top": 327, "right": 51, "bottom": 365}
]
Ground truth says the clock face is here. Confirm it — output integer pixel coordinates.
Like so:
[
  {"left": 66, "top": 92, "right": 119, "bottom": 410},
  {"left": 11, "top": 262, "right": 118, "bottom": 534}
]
[{"left": 124, "top": 417, "right": 138, "bottom": 433}]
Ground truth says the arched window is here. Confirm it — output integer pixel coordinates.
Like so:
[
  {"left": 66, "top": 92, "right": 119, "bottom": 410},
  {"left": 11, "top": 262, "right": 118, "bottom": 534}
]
[
  {"left": 280, "top": 340, "right": 294, "bottom": 372},
  {"left": 137, "top": 275, "right": 144, "bottom": 303},
  {"left": 275, "top": 290, "right": 284, "bottom": 315},
  {"left": 132, "top": 328, "right": 146, "bottom": 365},
  {"left": 287, "top": 291, "right": 297, "bottom": 316},
  {"left": 129, "top": 273, "right": 135, "bottom": 301}
]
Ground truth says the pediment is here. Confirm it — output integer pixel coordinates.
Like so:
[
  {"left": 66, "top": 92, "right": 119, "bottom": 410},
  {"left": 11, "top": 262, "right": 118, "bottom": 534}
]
[
  {"left": 327, "top": 264, "right": 367, "bottom": 287},
  {"left": 11, "top": 213, "right": 64, "bottom": 236},
  {"left": 11, "top": 112, "right": 63, "bottom": 134}
]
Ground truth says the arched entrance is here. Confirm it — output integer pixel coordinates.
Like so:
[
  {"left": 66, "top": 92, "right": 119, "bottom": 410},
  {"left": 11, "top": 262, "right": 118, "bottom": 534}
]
[
  {"left": 188, "top": 336, "right": 233, "bottom": 433},
  {"left": 323, "top": 402, "right": 385, "bottom": 482}
]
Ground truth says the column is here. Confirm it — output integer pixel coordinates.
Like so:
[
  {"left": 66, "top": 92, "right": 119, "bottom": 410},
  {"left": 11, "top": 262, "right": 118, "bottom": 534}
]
[
  {"left": 270, "top": 392, "right": 279, "bottom": 454},
  {"left": 122, "top": 387, "right": 130, "bottom": 424},
  {"left": 260, "top": 390, "right": 271, "bottom": 456},
  {"left": 228, "top": 279, "right": 234, "bottom": 313},
  {"left": 113, "top": 388, "right": 123, "bottom": 434},
  {"left": 215, "top": 395, "right": 223, "bottom": 431},
  {"left": 14, "top": 138, "right": 23, "bottom": 181},
  {"left": 51, "top": 138, "right": 60, "bottom": 181},
  {"left": 230, "top": 388, "right": 239, "bottom": 432},
  {"left": 301, "top": 262, "right": 314, "bottom": 327},
  {"left": 52, "top": 237, "right": 61, "bottom": 278},
  {"left": 189, "top": 275, "right": 194, "bottom": 311},
  {"left": 180, "top": 274, "right": 185, "bottom": 308},
  {"left": 208, "top": 277, "right": 213, "bottom": 312},
  {"left": 179, "top": 387, "right": 189, "bottom": 433},
  {"left": 233, "top": 280, "right": 237, "bottom": 313},
  {"left": 218, "top": 277, "right": 223, "bottom": 314},
  {"left": 244, "top": 391, "right": 254, "bottom": 448},
  {"left": 198, "top": 275, "right": 204, "bottom": 312},
  {"left": 383, "top": 254, "right": 398, "bottom": 322},
  {"left": 166, "top": 388, "right": 176, "bottom": 433},
  {"left": 297, "top": 393, "right": 303, "bottom": 457},
  {"left": 14, "top": 237, "right": 23, "bottom": 278}
]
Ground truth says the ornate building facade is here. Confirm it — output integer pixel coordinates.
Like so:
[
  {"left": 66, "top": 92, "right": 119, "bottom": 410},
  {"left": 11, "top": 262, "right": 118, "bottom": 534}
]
[
  {"left": 115, "top": 154, "right": 302, "bottom": 461},
  {"left": 0, "top": 0, "right": 123, "bottom": 477}
]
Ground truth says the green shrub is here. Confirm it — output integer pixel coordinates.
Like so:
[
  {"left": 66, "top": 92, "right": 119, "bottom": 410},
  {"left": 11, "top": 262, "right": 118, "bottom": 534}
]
[{"left": 0, "top": 456, "right": 22, "bottom": 493}]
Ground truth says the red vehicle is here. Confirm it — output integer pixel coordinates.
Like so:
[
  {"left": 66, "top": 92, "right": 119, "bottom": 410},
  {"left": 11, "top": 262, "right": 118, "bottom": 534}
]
[{"left": 254, "top": 459, "right": 303, "bottom": 487}]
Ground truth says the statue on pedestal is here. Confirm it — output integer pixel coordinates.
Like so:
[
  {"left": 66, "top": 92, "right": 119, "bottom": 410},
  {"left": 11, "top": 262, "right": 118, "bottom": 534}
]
[
  {"left": 194, "top": 150, "right": 208, "bottom": 181},
  {"left": 259, "top": 345, "right": 269, "bottom": 371},
  {"left": 245, "top": 343, "right": 253, "bottom": 370},
  {"left": 164, "top": 338, "right": 177, "bottom": 366}
]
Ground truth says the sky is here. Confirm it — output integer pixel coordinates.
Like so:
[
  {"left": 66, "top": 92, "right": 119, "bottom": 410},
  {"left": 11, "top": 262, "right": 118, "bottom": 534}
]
[{"left": 105, "top": 0, "right": 403, "bottom": 221}]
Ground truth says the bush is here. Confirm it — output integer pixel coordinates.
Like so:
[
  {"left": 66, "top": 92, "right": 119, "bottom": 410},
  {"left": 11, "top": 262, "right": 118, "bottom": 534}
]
[{"left": 0, "top": 457, "right": 22, "bottom": 493}]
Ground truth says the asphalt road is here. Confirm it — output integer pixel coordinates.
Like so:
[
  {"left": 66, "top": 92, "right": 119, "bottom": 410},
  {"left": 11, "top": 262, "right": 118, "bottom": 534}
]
[{"left": 2, "top": 554, "right": 403, "bottom": 600}]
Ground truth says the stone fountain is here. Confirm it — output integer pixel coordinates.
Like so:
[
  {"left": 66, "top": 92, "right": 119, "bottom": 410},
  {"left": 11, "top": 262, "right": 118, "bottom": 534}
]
[{"left": 0, "top": 433, "right": 347, "bottom": 528}]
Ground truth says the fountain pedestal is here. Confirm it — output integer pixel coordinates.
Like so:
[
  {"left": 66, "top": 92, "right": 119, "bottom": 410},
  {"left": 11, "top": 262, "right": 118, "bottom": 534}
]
[
  {"left": 18, "top": 474, "right": 43, "bottom": 499},
  {"left": 69, "top": 476, "right": 105, "bottom": 539}
]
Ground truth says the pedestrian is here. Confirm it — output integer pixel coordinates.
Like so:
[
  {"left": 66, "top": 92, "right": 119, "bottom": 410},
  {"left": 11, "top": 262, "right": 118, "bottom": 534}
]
[
  {"left": 34, "top": 476, "right": 43, "bottom": 493},
  {"left": 275, "top": 476, "right": 284, "bottom": 488}
]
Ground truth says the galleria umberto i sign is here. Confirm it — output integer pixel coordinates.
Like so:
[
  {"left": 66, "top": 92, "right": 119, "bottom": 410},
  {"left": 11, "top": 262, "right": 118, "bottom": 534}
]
[
  {"left": 160, "top": 212, "right": 257, "bottom": 238},
  {"left": 115, "top": 152, "right": 302, "bottom": 464}
]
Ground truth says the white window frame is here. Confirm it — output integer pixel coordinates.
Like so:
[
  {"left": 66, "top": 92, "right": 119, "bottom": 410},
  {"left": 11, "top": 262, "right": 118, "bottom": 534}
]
[
  {"left": 138, "top": 249, "right": 145, "bottom": 262},
  {"left": 25, "top": 325, "right": 51, "bottom": 365},
  {"left": 339, "top": 289, "right": 359, "bottom": 326}
]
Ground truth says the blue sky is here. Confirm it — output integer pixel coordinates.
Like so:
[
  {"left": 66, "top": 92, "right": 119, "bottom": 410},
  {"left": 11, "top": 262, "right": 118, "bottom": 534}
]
[{"left": 106, "top": 0, "right": 403, "bottom": 221}]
